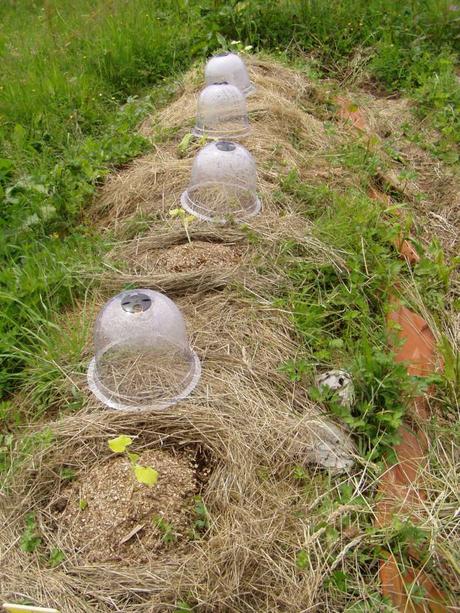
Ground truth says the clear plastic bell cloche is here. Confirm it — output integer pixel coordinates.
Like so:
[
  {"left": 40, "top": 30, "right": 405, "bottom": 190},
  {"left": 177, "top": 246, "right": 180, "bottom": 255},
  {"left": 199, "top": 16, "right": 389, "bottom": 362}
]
[
  {"left": 193, "top": 82, "right": 250, "bottom": 140},
  {"left": 180, "top": 140, "right": 261, "bottom": 223},
  {"left": 205, "top": 53, "right": 255, "bottom": 96},
  {"left": 87, "top": 289, "right": 201, "bottom": 411}
]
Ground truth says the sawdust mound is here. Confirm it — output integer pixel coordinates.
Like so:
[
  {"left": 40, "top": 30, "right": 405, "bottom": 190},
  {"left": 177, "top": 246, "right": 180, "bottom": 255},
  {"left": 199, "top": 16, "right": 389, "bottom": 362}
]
[
  {"left": 54, "top": 449, "right": 198, "bottom": 565},
  {"left": 128, "top": 238, "right": 244, "bottom": 275}
]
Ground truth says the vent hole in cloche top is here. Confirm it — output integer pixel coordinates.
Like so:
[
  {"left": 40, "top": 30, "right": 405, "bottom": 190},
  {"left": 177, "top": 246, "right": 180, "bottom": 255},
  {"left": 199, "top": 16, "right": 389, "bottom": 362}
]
[
  {"left": 216, "top": 141, "right": 236, "bottom": 152},
  {"left": 193, "top": 83, "right": 250, "bottom": 140},
  {"left": 180, "top": 140, "right": 261, "bottom": 223},
  {"left": 87, "top": 290, "right": 201, "bottom": 411},
  {"left": 204, "top": 52, "right": 255, "bottom": 97}
]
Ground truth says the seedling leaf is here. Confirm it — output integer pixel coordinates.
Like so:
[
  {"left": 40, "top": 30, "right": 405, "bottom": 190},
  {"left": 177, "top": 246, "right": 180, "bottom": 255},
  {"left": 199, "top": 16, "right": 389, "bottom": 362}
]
[
  {"left": 296, "top": 549, "right": 309, "bottom": 569},
  {"left": 108, "top": 435, "right": 133, "bottom": 453},
  {"left": 134, "top": 465, "right": 158, "bottom": 486}
]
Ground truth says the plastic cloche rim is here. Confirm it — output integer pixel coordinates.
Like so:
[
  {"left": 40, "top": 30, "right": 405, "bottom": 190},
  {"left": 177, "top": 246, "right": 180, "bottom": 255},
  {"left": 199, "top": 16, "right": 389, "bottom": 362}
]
[
  {"left": 180, "top": 181, "right": 261, "bottom": 223},
  {"left": 87, "top": 339, "right": 201, "bottom": 411},
  {"left": 191, "top": 122, "right": 250, "bottom": 140}
]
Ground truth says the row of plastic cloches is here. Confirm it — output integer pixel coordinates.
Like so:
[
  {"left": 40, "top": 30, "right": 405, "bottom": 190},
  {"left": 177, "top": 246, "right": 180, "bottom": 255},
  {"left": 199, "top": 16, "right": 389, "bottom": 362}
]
[
  {"left": 181, "top": 52, "right": 260, "bottom": 223},
  {"left": 88, "top": 53, "right": 257, "bottom": 411}
]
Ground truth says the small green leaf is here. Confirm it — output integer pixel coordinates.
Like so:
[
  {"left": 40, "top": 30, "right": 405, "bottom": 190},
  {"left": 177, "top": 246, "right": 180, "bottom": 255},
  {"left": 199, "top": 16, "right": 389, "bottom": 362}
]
[
  {"left": 296, "top": 549, "right": 309, "bottom": 569},
  {"left": 60, "top": 467, "right": 77, "bottom": 481},
  {"left": 49, "top": 547, "right": 65, "bottom": 567},
  {"left": 108, "top": 435, "right": 133, "bottom": 453},
  {"left": 329, "top": 570, "right": 349, "bottom": 592},
  {"left": 216, "top": 33, "right": 227, "bottom": 48},
  {"left": 175, "top": 602, "right": 193, "bottom": 613},
  {"left": 20, "top": 513, "right": 41, "bottom": 553},
  {"left": 134, "top": 465, "right": 159, "bottom": 486},
  {"left": 178, "top": 132, "right": 193, "bottom": 155},
  {"left": 79, "top": 498, "right": 88, "bottom": 511}
]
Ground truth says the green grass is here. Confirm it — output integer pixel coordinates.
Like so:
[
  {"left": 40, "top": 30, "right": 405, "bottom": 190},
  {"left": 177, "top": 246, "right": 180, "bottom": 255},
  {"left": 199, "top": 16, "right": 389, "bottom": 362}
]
[
  {"left": 220, "top": 0, "right": 460, "bottom": 158},
  {"left": 0, "top": 0, "right": 458, "bottom": 407}
]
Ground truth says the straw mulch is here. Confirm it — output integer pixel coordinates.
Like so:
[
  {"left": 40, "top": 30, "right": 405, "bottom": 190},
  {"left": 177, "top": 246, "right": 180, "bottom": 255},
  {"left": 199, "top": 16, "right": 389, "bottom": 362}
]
[{"left": 1, "top": 56, "right": 458, "bottom": 612}]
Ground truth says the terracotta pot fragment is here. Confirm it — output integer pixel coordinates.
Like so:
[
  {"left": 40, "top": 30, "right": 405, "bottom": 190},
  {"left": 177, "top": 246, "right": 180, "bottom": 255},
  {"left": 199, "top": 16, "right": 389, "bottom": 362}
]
[
  {"left": 335, "top": 96, "right": 369, "bottom": 132},
  {"left": 378, "top": 302, "right": 451, "bottom": 610}
]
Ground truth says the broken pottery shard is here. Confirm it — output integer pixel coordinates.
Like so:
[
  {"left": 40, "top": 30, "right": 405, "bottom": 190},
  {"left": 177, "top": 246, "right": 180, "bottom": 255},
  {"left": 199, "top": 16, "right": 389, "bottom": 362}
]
[
  {"left": 335, "top": 96, "right": 369, "bottom": 132},
  {"left": 396, "top": 237, "right": 420, "bottom": 265},
  {"left": 387, "top": 302, "right": 438, "bottom": 376},
  {"left": 380, "top": 552, "right": 450, "bottom": 613},
  {"left": 378, "top": 300, "right": 451, "bottom": 611}
]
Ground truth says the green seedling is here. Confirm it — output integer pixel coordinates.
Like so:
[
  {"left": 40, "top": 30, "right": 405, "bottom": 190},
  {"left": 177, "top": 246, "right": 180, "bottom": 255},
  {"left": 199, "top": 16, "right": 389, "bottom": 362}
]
[
  {"left": 20, "top": 513, "right": 41, "bottom": 553},
  {"left": 177, "top": 132, "right": 194, "bottom": 157},
  {"left": 175, "top": 601, "right": 193, "bottom": 613},
  {"left": 194, "top": 496, "right": 209, "bottom": 532},
  {"left": 292, "top": 465, "right": 309, "bottom": 481},
  {"left": 48, "top": 547, "right": 65, "bottom": 567},
  {"left": 169, "top": 208, "right": 196, "bottom": 242},
  {"left": 189, "top": 495, "right": 209, "bottom": 540},
  {"left": 279, "top": 358, "right": 310, "bottom": 382},
  {"left": 108, "top": 435, "right": 158, "bottom": 487},
  {"left": 325, "top": 570, "right": 349, "bottom": 593},
  {"left": 60, "top": 467, "right": 77, "bottom": 481},
  {"left": 108, "top": 435, "right": 133, "bottom": 453},
  {"left": 153, "top": 515, "right": 176, "bottom": 544},
  {"left": 296, "top": 549, "right": 309, "bottom": 570}
]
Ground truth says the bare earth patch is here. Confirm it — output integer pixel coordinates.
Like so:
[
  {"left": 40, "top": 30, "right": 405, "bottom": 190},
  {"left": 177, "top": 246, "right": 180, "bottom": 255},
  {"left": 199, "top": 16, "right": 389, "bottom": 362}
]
[{"left": 55, "top": 449, "right": 198, "bottom": 564}]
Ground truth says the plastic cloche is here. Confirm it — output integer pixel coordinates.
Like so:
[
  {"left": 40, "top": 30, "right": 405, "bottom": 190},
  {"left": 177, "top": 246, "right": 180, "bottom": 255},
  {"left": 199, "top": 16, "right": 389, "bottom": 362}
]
[
  {"left": 87, "top": 289, "right": 201, "bottom": 411},
  {"left": 205, "top": 53, "right": 255, "bottom": 97},
  {"left": 180, "top": 140, "right": 261, "bottom": 223},
  {"left": 193, "top": 82, "right": 250, "bottom": 140}
]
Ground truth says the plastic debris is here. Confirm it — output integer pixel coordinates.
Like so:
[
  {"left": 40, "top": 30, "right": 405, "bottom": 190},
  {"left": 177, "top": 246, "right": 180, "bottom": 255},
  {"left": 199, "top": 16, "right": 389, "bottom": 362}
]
[{"left": 316, "top": 369, "right": 355, "bottom": 408}]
